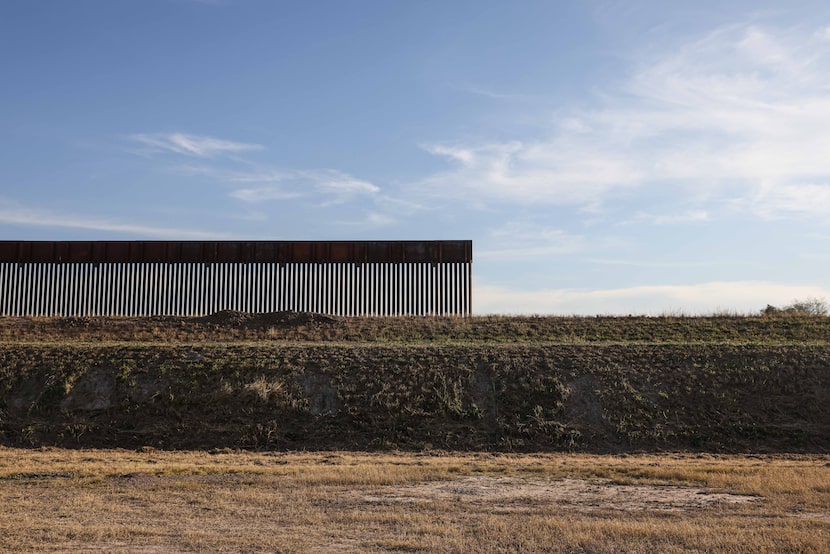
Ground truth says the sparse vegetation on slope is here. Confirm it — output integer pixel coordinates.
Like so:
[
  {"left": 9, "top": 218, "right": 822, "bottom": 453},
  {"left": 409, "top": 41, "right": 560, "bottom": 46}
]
[{"left": 0, "top": 313, "right": 827, "bottom": 452}]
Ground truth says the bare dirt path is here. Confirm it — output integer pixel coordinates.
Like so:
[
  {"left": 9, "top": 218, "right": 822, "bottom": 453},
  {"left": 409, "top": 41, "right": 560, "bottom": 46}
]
[{"left": 360, "top": 475, "right": 760, "bottom": 513}]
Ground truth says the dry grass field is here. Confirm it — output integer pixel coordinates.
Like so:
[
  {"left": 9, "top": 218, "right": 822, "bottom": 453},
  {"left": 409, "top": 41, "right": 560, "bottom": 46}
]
[{"left": 0, "top": 447, "right": 827, "bottom": 552}]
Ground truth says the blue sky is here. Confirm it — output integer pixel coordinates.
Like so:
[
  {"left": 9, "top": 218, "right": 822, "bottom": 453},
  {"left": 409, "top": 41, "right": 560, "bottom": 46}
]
[{"left": 2, "top": 0, "right": 830, "bottom": 314}]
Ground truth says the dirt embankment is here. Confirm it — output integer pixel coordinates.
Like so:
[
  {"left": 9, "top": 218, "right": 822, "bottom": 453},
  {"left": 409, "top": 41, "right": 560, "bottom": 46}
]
[{"left": 0, "top": 312, "right": 828, "bottom": 452}]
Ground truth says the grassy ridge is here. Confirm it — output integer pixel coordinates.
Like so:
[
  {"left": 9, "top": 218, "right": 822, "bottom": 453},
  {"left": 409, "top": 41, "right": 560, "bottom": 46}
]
[
  {"left": 1, "top": 328, "right": 828, "bottom": 451},
  {"left": 2, "top": 312, "right": 830, "bottom": 343}
]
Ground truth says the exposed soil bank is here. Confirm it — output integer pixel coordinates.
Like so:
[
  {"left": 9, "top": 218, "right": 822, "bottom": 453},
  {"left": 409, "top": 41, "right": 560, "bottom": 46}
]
[{"left": 1, "top": 343, "right": 828, "bottom": 452}]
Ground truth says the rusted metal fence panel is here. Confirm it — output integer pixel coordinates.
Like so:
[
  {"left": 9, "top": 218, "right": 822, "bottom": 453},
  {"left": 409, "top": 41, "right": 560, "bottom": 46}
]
[{"left": 0, "top": 241, "right": 472, "bottom": 317}]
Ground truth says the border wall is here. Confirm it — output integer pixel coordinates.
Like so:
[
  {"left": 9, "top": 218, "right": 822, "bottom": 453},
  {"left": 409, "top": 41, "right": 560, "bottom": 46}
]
[{"left": 0, "top": 240, "right": 472, "bottom": 317}]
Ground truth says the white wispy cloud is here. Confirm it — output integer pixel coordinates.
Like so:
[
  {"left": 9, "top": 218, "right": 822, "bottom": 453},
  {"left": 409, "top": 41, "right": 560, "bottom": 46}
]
[
  {"left": 478, "top": 221, "right": 585, "bottom": 259},
  {"left": 335, "top": 211, "right": 397, "bottom": 226},
  {"left": 228, "top": 169, "right": 379, "bottom": 204},
  {"left": 418, "top": 140, "right": 643, "bottom": 206},
  {"left": 130, "top": 132, "right": 263, "bottom": 158},
  {"left": 633, "top": 210, "right": 710, "bottom": 225},
  {"left": 314, "top": 172, "right": 379, "bottom": 195},
  {"left": 366, "top": 212, "right": 396, "bottom": 226},
  {"left": 229, "top": 187, "right": 303, "bottom": 202},
  {"left": 586, "top": 258, "right": 712, "bottom": 269},
  {"left": 137, "top": 135, "right": 387, "bottom": 218},
  {"left": 751, "top": 182, "right": 830, "bottom": 219},
  {"left": 418, "top": 22, "right": 830, "bottom": 220},
  {"left": 0, "top": 199, "right": 228, "bottom": 239},
  {"left": 453, "top": 84, "right": 537, "bottom": 102},
  {"left": 373, "top": 194, "right": 426, "bottom": 215},
  {"left": 174, "top": 162, "right": 389, "bottom": 221},
  {"left": 475, "top": 280, "right": 830, "bottom": 315},
  {"left": 420, "top": 144, "right": 478, "bottom": 166}
]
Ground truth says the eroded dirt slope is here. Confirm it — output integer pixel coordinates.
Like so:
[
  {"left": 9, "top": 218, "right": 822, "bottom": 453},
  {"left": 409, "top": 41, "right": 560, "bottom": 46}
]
[{"left": 1, "top": 312, "right": 827, "bottom": 451}]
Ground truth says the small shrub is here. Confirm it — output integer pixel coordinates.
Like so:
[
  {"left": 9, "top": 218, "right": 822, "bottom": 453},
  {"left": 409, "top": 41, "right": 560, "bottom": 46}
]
[
  {"left": 243, "top": 376, "right": 284, "bottom": 402},
  {"left": 762, "top": 297, "right": 828, "bottom": 316}
]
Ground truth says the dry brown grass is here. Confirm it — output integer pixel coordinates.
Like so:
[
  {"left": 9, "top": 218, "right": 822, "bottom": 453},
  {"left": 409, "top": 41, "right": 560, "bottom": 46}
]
[
  {"left": 0, "top": 448, "right": 827, "bottom": 552},
  {"left": 2, "top": 312, "right": 830, "bottom": 345}
]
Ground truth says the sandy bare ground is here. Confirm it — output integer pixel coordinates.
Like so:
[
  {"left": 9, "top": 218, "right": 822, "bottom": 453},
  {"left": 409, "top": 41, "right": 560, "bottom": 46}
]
[{"left": 360, "top": 476, "right": 760, "bottom": 513}]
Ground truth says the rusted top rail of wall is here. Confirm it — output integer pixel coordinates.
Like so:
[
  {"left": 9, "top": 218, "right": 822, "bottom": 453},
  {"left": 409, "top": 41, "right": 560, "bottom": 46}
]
[{"left": 0, "top": 241, "right": 472, "bottom": 264}]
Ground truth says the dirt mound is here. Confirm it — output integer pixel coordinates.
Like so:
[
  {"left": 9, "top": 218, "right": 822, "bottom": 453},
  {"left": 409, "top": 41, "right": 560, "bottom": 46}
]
[{"left": 196, "top": 310, "right": 340, "bottom": 329}]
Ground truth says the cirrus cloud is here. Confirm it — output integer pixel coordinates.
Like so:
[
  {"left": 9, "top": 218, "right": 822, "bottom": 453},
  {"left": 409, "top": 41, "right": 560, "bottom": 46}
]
[
  {"left": 228, "top": 169, "right": 379, "bottom": 205},
  {"left": 129, "top": 132, "right": 264, "bottom": 158},
  {"left": 0, "top": 197, "right": 229, "bottom": 239},
  {"left": 417, "top": 22, "right": 830, "bottom": 221}
]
